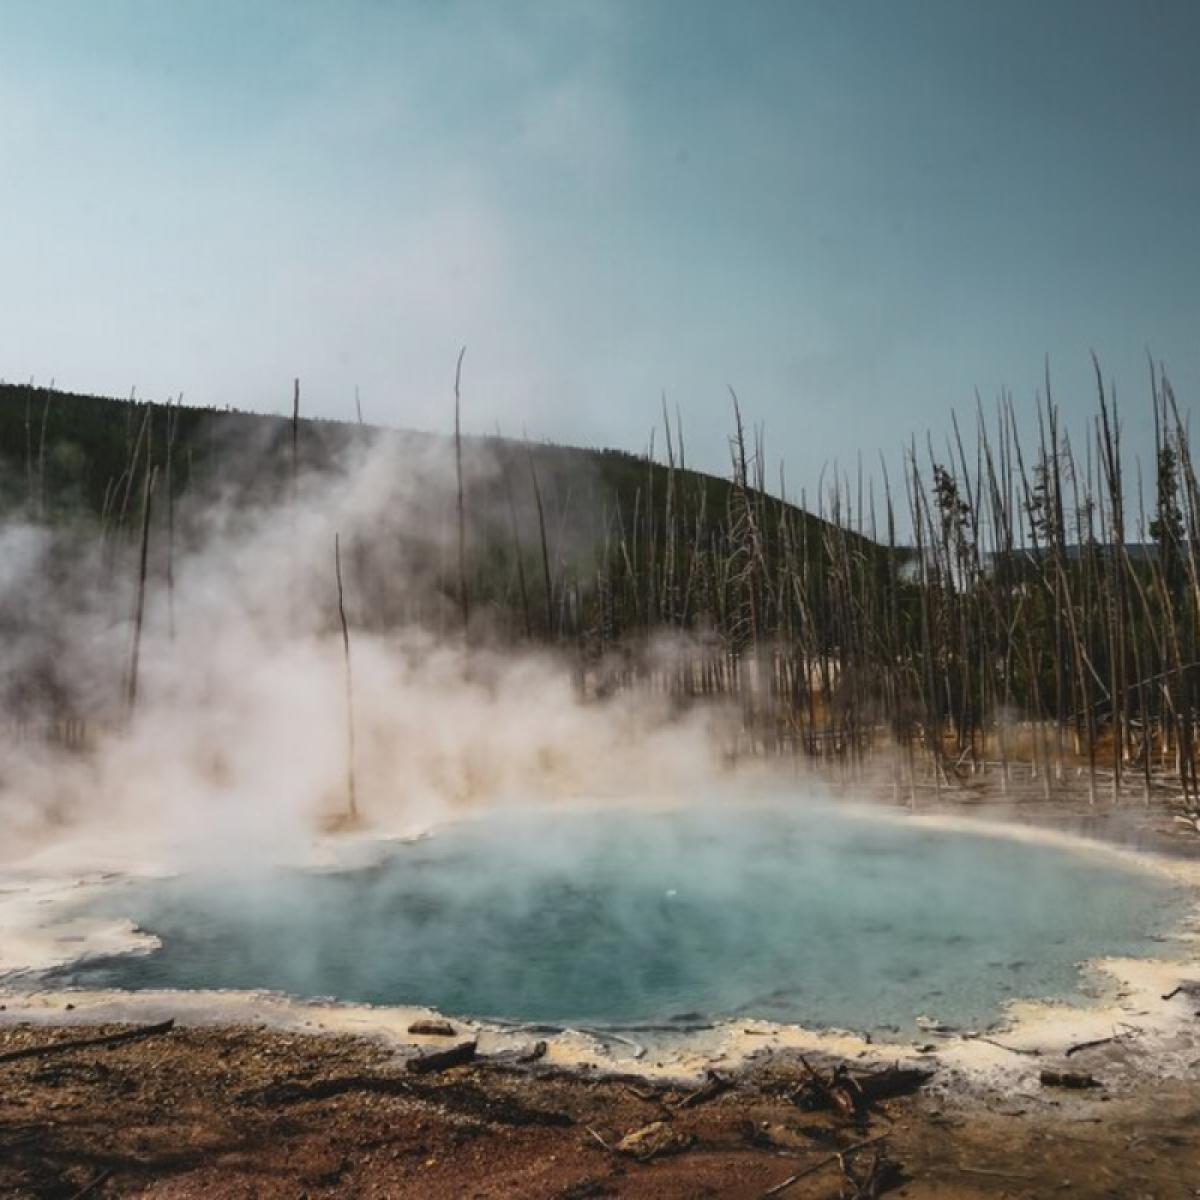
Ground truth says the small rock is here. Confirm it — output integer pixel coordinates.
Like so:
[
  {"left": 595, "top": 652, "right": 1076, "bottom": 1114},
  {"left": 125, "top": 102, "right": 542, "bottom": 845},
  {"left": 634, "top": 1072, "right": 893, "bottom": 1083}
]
[{"left": 615, "top": 1121, "right": 693, "bottom": 1161}]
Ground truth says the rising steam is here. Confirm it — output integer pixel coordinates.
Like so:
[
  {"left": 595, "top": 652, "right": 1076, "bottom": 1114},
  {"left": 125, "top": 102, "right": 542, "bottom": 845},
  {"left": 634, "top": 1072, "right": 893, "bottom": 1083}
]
[{"left": 0, "top": 428, "right": 733, "bottom": 870}]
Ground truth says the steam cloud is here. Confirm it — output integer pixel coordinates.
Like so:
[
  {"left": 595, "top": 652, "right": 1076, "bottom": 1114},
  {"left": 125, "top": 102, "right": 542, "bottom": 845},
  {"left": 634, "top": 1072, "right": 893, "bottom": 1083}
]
[{"left": 0, "top": 428, "right": 733, "bottom": 870}]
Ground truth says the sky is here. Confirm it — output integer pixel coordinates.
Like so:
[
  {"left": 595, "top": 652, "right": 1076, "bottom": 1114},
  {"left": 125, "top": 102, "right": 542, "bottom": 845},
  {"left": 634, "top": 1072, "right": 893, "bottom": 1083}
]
[{"left": 2, "top": 0, "right": 1198, "bottom": 495}]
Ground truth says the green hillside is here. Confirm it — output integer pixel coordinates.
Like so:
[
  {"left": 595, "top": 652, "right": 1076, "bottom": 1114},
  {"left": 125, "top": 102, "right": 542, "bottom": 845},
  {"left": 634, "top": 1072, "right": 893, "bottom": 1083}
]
[{"left": 0, "top": 382, "right": 886, "bottom": 648}]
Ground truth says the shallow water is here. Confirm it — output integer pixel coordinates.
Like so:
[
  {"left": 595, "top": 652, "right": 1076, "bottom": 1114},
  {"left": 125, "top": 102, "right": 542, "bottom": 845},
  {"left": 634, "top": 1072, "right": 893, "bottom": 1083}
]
[{"left": 57, "top": 800, "right": 1188, "bottom": 1034}]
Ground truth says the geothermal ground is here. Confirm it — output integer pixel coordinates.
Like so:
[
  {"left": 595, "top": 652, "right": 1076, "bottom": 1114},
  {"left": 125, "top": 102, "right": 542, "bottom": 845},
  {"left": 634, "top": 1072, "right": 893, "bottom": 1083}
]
[
  {"left": 3, "top": 789, "right": 1200, "bottom": 1197},
  {"left": 2, "top": 1016, "right": 1200, "bottom": 1199}
]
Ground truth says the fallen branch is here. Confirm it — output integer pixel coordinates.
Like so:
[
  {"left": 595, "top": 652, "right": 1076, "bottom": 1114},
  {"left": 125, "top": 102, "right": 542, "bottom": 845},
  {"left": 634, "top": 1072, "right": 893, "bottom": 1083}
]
[
  {"left": 975, "top": 1036, "right": 1040, "bottom": 1057},
  {"left": 0, "top": 1019, "right": 175, "bottom": 1065},
  {"left": 957, "top": 1164, "right": 1034, "bottom": 1181},
  {"left": 578, "top": 1027, "right": 646, "bottom": 1059},
  {"left": 761, "top": 1134, "right": 889, "bottom": 1197},
  {"left": 841, "top": 1147, "right": 903, "bottom": 1199},
  {"left": 585, "top": 1126, "right": 615, "bottom": 1153},
  {"left": 1064, "top": 1036, "right": 1116, "bottom": 1058},
  {"left": 69, "top": 1169, "right": 114, "bottom": 1200}
]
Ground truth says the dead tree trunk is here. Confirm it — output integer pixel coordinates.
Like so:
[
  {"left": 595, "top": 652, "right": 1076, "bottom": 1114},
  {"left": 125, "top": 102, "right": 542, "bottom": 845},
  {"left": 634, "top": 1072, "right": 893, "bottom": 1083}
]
[{"left": 335, "top": 532, "right": 358, "bottom": 823}]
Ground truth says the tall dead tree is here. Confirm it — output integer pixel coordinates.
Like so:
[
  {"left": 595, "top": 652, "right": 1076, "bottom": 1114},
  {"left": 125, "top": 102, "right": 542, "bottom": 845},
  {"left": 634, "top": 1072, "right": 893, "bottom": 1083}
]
[
  {"left": 334, "top": 532, "right": 358, "bottom": 823},
  {"left": 37, "top": 389, "right": 50, "bottom": 520},
  {"left": 291, "top": 377, "right": 300, "bottom": 505},
  {"left": 526, "top": 437, "right": 554, "bottom": 635},
  {"left": 165, "top": 395, "right": 180, "bottom": 640},
  {"left": 454, "top": 347, "right": 469, "bottom": 631},
  {"left": 126, "top": 461, "right": 158, "bottom": 719}
]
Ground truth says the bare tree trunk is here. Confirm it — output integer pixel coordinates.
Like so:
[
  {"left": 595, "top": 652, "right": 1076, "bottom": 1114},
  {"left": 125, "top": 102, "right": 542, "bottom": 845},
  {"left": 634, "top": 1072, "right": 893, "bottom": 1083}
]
[
  {"left": 527, "top": 440, "right": 554, "bottom": 635},
  {"left": 166, "top": 396, "right": 179, "bottom": 641},
  {"left": 335, "top": 532, "right": 358, "bottom": 823},
  {"left": 292, "top": 377, "right": 300, "bottom": 504},
  {"left": 37, "top": 389, "right": 50, "bottom": 520},
  {"left": 453, "top": 347, "right": 469, "bottom": 631},
  {"left": 126, "top": 463, "right": 158, "bottom": 719}
]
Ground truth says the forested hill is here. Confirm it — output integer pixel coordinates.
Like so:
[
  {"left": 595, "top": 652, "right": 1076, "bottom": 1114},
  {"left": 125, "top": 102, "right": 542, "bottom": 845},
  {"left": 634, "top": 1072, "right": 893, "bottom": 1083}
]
[
  {"left": 0, "top": 381, "right": 884, "bottom": 643},
  {"left": 0, "top": 382, "right": 798, "bottom": 520}
]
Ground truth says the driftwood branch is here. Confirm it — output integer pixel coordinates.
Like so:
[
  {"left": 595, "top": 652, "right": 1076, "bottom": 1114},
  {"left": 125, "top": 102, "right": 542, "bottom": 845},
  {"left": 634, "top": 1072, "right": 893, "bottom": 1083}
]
[
  {"left": 453, "top": 346, "right": 469, "bottom": 631},
  {"left": 1064, "top": 1035, "right": 1117, "bottom": 1058},
  {"left": 0, "top": 1019, "right": 175, "bottom": 1065},
  {"left": 334, "top": 532, "right": 358, "bottom": 822},
  {"left": 69, "top": 1168, "right": 114, "bottom": 1200},
  {"left": 761, "top": 1134, "right": 890, "bottom": 1197}
]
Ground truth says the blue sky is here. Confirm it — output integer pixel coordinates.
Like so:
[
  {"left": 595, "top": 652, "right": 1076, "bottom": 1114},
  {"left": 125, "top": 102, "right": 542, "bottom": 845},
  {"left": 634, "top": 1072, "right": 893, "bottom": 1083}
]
[{"left": 2, "top": 0, "right": 1197, "bottom": 493}]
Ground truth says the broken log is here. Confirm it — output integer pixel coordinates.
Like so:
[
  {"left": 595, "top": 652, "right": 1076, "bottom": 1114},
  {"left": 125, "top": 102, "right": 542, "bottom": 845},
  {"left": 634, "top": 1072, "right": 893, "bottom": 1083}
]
[
  {"left": 853, "top": 1065, "right": 934, "bottom": 1104},
  {"left": 407, "top": 1019, "right": 457, "bottom": 1037},
  {"left": 795, "top": 1058, "right": 930, "bottom": 1120},
  {"left": 406, "top": 1039, "right": 477, "bottom": 1074},
  {"left": 1039, "top": 1068, "right": 1100, "bottom": 1089},
  {"left": 0, "top": 1019, "right": 175, "bottom": 1065},
  {"left": 796, "top": 1056, "right": 859, "bottom": 1119}
]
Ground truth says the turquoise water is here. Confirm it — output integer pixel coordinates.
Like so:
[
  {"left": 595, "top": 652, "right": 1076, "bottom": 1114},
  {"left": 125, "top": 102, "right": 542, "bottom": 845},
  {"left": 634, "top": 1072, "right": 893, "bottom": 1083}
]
[{"left": 58, "top": 802, "right": 1187, "bottom": 1034}]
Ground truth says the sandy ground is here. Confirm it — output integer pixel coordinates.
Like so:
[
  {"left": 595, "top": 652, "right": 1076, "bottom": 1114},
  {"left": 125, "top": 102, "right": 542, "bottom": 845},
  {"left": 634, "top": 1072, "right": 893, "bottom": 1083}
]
[
  {"left": 2, "top": 1018, "right": 1199, "bottom": 1199},
  {"left": 3, "top": 785, "right": 1200, "bottom": 1197}
]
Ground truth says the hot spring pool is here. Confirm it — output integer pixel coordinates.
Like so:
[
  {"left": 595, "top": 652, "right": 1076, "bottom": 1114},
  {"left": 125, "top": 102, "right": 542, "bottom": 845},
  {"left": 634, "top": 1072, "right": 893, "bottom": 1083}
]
[{"left": 57, "top": 801, "right": 1187, "bottom": 1035}]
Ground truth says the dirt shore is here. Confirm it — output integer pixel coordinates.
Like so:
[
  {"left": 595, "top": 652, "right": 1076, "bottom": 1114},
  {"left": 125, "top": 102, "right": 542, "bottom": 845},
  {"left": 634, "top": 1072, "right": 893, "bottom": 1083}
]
[{"left": 2, "top": 1017, "right": 1199, "bottom": 1199}]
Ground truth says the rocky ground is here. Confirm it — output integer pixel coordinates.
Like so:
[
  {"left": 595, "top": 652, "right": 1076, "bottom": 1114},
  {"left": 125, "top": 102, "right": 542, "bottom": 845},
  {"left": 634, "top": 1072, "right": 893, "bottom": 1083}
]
[{"left": 1, "top": 1018, "right": 1198, "bottom": 1199}]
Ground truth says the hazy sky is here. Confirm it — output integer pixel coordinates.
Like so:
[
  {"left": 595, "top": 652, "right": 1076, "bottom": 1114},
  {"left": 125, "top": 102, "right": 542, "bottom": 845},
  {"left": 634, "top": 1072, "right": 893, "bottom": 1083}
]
[{"left": 2, "top": 0, "right": 1198, "bottom": 490}]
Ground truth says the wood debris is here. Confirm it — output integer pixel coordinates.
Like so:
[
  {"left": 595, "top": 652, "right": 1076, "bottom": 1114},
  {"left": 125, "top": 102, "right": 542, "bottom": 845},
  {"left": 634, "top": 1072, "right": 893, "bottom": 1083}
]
[
  {"left": 793, "top": 1057, "right": 931, "bottom": 1123},
  {"left": 673, "top": 1069, "right": 733, "bottom": 1110},
  {"left": 407, "top": 1018, "right": 457, "bottom": 1037},
  {"left": 1040, "top": 1068, "right": 1100, "bottom": 1089},
  {"left": 405, "top": 1039, "right": 477, "bottom": 1074},
  {"left": 0, "top": 1019, "right": 175, "bottom": 1066}
]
